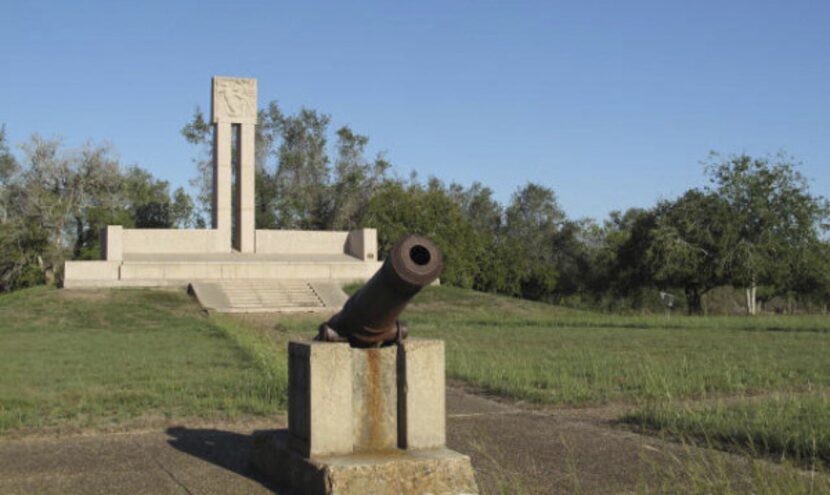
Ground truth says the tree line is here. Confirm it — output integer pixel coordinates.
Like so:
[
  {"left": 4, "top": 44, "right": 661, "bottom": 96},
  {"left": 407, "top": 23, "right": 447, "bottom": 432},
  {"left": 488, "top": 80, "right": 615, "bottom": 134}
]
[{"left": 1, "top": 101, "right": 828, "bottom": 314}]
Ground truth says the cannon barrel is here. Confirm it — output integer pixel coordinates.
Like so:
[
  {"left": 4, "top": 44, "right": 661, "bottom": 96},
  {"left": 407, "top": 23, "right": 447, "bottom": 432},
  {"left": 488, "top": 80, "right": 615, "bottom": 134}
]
[{"left": 317, "top": 234, "right": 443, "bottom": 347}]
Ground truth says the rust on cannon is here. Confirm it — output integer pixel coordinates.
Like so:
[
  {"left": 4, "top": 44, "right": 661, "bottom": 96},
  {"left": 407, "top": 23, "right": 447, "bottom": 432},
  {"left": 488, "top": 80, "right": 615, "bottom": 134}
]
[{"left": 316, "top": 234, "right": 443, "bottom": 347}]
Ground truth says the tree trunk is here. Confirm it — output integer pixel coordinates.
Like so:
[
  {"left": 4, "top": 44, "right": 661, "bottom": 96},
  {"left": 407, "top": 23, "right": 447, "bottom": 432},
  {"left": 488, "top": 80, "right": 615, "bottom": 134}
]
[
  {"left": 751, "top": 283, "right": 757, "bottom": 315},
  {"left": 685, "top": 287, "right": 703, "bottom": 316},
  {"left": 746, "top": 279, "right": 758, "bottom": 316}
]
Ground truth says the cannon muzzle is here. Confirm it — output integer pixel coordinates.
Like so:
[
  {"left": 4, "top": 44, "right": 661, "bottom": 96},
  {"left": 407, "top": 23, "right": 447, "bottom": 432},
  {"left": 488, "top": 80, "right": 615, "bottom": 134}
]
[{"left": 317, "top": 234, "right": 443, "bottom": 347}]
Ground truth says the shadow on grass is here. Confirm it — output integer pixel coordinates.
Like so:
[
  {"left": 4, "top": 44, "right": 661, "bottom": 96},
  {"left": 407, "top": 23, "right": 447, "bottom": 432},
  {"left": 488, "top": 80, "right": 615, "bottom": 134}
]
[{"left": 165, "top": 426, "right": 284, "bottom": 494}]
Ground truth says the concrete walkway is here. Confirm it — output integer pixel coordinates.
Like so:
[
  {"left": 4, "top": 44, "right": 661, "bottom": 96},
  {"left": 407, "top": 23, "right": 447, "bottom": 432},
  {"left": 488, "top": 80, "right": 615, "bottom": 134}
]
[{"left": 0, "top": 387, "right": 806, "bottom": 495}]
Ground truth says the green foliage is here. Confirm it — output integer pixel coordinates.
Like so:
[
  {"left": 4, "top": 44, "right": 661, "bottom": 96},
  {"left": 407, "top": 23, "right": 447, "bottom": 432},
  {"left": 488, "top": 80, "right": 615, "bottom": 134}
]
[
  {"left": 361, "top": 179, "right": 483, "bottom": 288},
  {"left": 0, "top": 132, "right": 197, "bottom": 290},
  {"left": 705, "top": 153, "right": 829, "bottom": 313},
  {"left": 503, "top": 183, "right": 563, "bottom": 300},
  {"left": 648, "top": 190, "right": 731, "bottom": 314},
  {"left": 0, "top": 125, "right": 17, "bottom": 187},
  {"left": 592, "top": 208, "right": 659, "bottom": 306},
  {"left": 177, "top": 101, "right": 828, "bottom": 312},
  {"left": 272, "top": 108, "right": 332, "bottom": 229},
  {"left": 7, "top": 105, "right": 830, "bottom": 316}
]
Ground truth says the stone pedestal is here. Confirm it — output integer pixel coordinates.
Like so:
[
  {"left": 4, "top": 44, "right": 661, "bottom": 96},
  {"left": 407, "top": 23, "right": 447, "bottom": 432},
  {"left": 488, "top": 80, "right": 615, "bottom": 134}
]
[{"left": 251, "top": 339, "right": 478, "bottom": 494}]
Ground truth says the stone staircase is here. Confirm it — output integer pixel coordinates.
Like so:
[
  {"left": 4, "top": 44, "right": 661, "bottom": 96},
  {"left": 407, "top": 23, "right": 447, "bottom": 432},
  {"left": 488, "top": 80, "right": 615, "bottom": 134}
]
[{"left": 189, "top": 280, "right": 349, "bottom": 313}]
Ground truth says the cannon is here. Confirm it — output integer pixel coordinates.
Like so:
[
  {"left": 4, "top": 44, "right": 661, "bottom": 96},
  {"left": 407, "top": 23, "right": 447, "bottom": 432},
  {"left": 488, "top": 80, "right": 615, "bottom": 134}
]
[{"left": 317, "top": 234, "right": 443, "bottom": 347}]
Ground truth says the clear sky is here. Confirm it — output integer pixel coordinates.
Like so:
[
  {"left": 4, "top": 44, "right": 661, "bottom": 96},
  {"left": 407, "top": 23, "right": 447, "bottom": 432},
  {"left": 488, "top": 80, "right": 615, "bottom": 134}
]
[{"left": 2, "top": 0, "right": 828, "bottom": 221}]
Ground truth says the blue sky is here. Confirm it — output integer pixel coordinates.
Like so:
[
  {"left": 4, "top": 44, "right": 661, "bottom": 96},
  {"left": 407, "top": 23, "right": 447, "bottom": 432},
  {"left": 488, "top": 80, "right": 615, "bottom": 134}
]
[{"left": 1, "top": 0, "right": 828, "bottom": 221}]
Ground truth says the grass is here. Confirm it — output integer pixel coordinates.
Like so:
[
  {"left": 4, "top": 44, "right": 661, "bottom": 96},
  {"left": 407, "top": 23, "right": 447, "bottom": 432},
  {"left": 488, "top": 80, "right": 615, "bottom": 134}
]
[
  {"left": 269, "top": 285, "right": 830, "bottom": 405},
  {"left": 4, "top": 283, "right": 825, "bottom": 428},
  {"left": 0, "top": 286, "right": 283, "bottom": 434},
  {"left": 634, "top": 440, "right": 830, "bottom": 494},
  {"left": 624, "top": 394, "right": 830, "bottom": 469},
  {"left": 409, "top": 286, "right": 830, "bottom": 405}
]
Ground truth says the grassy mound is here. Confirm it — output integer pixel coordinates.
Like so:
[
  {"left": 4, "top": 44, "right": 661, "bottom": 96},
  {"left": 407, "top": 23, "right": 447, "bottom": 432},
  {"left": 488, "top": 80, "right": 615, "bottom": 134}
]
[{"left": 0, "top": 287, "right": 285, "bottom": 435}]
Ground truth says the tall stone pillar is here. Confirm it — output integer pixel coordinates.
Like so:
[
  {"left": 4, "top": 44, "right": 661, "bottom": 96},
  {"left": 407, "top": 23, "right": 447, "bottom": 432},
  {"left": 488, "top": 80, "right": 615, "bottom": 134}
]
[
  {"left": 212, "top": 121, "right": 232, "bottom": 249},
  {"left": 211, "top": 76, "right": 257, "bottom": 253},
  {"left": 239, "top": 122, "right": 256, "bottom": 252}
]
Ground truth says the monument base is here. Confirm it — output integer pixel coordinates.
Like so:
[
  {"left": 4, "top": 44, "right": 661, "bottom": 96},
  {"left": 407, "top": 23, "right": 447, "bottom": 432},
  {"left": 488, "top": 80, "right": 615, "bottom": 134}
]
[{"left": 251, "top": 431, "right": 479, "bottom": 495}]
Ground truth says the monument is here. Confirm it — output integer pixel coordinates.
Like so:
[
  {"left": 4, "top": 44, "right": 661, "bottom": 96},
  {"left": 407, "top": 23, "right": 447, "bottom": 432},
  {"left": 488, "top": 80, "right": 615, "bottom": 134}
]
[
  {"left": 251, "top": 235, "right": 479, "bottom": 494},
  {"left": 63, "top": 77, "right": 381, "bottom": 311}
]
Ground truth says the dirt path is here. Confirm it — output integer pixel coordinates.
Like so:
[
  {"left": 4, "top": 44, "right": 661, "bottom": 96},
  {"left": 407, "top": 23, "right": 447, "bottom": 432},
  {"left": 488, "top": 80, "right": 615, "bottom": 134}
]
[{"left": 0, "top": 387, "right": 820, "bottom": 494}]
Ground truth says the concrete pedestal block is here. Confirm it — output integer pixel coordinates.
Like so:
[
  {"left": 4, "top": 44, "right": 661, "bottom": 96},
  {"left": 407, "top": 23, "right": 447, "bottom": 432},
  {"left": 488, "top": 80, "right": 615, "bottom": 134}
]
[
  {"left": 272, "top": 339, "right": 478, "bottom": 494},
  {"left": 251, "top": 431, "right": 478, "bottom": 495},
  {"left": 288, "top": 342, "right": 353, "bottom": 457},
  {"left": 398, "top": 340, "right": 446, "bottom": 449}
]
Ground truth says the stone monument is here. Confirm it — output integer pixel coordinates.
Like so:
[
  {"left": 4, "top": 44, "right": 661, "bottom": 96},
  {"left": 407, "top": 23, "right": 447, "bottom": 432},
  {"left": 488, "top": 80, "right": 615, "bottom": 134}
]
[
  {"left": 251, "top": 235, "right": 478, "bottom": 494},
  {"left": 63, "top": 77, "right": 381, "bottom": 312}
]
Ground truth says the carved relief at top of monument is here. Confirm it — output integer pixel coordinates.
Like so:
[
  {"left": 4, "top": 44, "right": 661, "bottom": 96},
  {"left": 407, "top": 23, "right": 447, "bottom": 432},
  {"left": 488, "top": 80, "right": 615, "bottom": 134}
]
[{"left": 212, "top": 77, "right": 257, "bottom": 124}]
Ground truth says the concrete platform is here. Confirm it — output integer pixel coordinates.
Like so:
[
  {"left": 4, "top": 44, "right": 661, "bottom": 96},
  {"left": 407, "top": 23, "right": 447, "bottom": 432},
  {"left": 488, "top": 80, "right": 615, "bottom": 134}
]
[
  {"left": 123, "top": 253, "right": 362, "bottom": 263},
  {"left": 64, "top": 253, "right": 382, "bottom": 289}
]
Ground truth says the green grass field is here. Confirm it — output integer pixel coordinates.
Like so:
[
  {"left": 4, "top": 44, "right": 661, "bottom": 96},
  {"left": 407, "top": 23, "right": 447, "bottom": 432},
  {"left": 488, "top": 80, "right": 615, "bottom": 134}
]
[
  {"left": 272, "top": 285, "right": 830, "bottom": 406},
  {"left": 0, "top": 287, "right": 284, "bottom": 434},
  {"left": 624, "top": 394, "right": 830, "bottom": 469},
  {"left": 408, "top": 287, "right": 830, "bottom": 405}
]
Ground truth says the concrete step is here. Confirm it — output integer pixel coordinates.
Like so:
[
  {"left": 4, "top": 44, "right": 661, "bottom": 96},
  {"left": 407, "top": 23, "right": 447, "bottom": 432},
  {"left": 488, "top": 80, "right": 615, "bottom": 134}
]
[{"left": 189, "top": 280, "right": 349, "bottom": 313}]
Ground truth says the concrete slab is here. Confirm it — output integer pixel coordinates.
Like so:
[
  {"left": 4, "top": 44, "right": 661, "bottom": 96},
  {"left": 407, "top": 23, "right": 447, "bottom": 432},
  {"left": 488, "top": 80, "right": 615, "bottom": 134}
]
[
  {"left": 0, "top": 424, "right": 279, "bottom": 495},
  {"left": 251, "top": 431, "right": 478, "bottom": 495}
]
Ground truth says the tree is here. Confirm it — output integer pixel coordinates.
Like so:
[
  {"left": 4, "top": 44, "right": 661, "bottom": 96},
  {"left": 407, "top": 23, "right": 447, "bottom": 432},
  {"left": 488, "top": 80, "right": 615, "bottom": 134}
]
[
  {"left": 121, "top": 167, "right": 174, "bottom": 228},
  {"left": 648, "top": 190, "right": 730, "bottom": 314},
  {"left": 180, "top": 108, "right": 213, "bottom": 224},
  {"left": 360, "top": 178, "right": 484, "bottom": 288},
  {"left": 548, "top": 219, "right": 595, "bottom": 299},
  {"left": 450, "top": 181, "right": 503, "bottom": 233},
  {"left": 70, "top": 142, "right": 127, "bottom": 259},
  {"left": 777, "top": 238, "right": 830, "bottom": 314},
  {"left": 170, "top": 187, "right": 196, "bottom": 228},
  {"left": 252, "top": 102, "right": 286, "bottom": 229},
  {"left": 504, "top": 183, "right": 564, "bottom": 300},
  {"left": 272, "top": 108, "right": 332, "bottom": 229},
  {"left": 326, "top": 126, "right": 390, "bottom": 230},
  {"left": 0, "top": 133, "right": 197, "bottom": 287},
  {"left": 0, "top": 125, "right": 19, "bottom": 225},
  {"left": 706, "top": 153, "right": 829, "bottom": 314},
  {"left": 594, "top": 208, "right": 659, "bottom": 308},
  {"left": 1, "top": 136, "right": 124, "bottom": 282},
  {"left": 814, "top": 241, "right": 830, "bottom": 314}
]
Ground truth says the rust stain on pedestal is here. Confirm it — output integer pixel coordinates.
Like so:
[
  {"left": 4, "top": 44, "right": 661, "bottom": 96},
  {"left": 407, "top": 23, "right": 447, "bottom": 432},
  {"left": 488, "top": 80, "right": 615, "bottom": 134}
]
[
  {"left": 366, "top": 348, "right": 384, "bottom": 450},
  {"left": 353, "top": 346, "right": 396, "bottom": 453}
]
